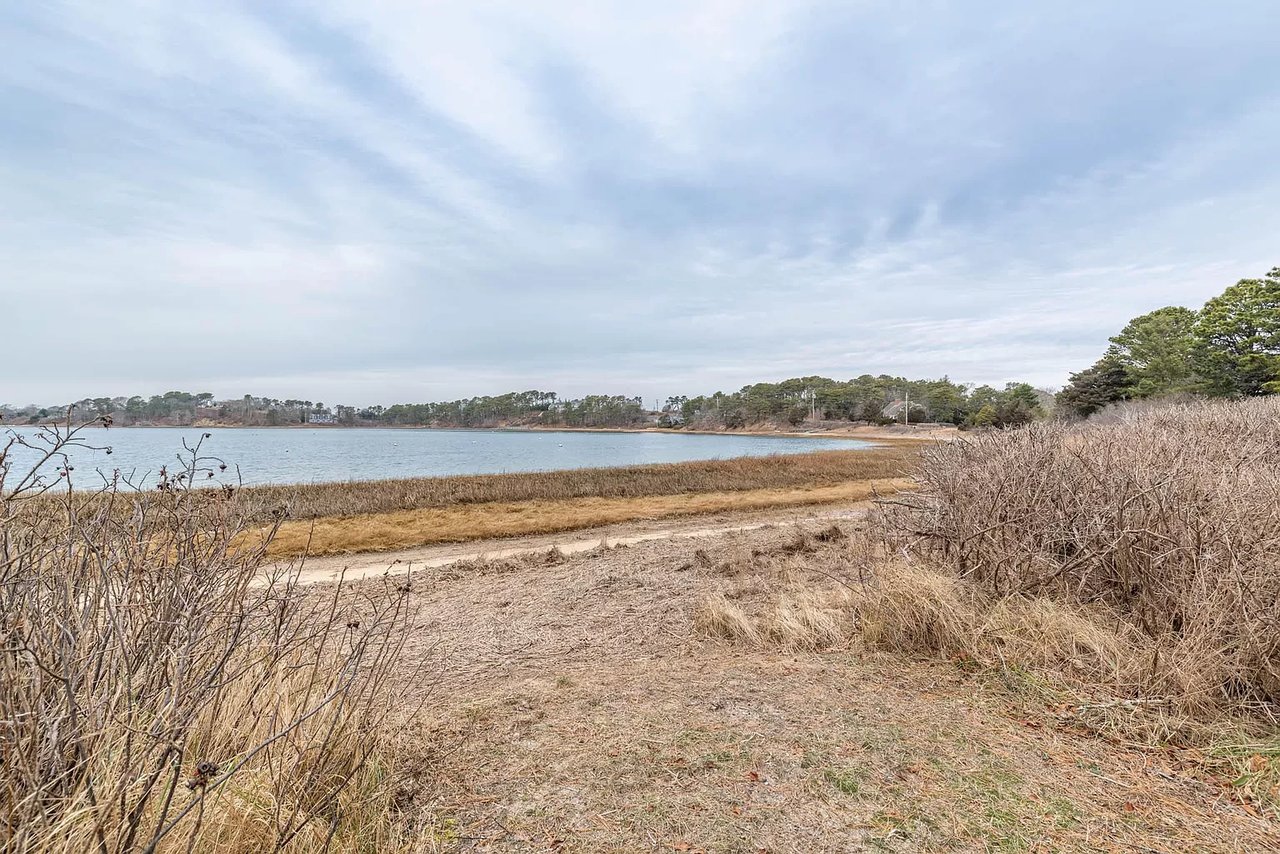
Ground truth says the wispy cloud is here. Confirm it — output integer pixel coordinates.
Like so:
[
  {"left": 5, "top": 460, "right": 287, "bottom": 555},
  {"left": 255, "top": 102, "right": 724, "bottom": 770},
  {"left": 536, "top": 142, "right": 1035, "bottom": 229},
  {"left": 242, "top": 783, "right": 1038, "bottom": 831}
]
[{"left": 3, "top": 0, "right": 1277, "bottom": 404}]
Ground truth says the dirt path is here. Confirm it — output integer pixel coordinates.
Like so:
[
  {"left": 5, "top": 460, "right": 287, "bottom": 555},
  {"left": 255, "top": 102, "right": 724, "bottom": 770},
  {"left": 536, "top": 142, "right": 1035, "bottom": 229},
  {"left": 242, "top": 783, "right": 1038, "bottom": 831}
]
[{"left": 288, "top": 500, "right": 874, "bottom": 585}]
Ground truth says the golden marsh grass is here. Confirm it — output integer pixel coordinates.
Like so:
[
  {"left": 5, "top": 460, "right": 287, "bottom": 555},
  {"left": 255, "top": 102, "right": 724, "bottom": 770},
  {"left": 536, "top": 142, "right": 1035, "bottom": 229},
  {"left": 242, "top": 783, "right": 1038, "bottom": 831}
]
[
  {"left": 236, "top": 443, "right": 919, "bottom": 522},
  {"left": 256, "top": 476, "right": 915, "bottom": 558},
  {"left": 235, "top": 443, "right": 921, "bottom": 557}
]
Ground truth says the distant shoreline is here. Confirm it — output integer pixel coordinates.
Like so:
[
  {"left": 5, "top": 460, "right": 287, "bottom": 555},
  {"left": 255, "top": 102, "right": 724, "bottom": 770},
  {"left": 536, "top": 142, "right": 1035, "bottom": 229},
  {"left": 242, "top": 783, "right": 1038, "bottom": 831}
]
[{"left": 11, "top": 421, "right": 949, "bottom": 443}]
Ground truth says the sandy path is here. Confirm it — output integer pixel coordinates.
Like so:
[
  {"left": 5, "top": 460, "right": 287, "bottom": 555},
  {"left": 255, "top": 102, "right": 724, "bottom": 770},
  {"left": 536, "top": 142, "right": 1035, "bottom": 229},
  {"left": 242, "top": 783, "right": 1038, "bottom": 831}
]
[{"left": 285, "top": 500, "right": 873, "bottom": 585}]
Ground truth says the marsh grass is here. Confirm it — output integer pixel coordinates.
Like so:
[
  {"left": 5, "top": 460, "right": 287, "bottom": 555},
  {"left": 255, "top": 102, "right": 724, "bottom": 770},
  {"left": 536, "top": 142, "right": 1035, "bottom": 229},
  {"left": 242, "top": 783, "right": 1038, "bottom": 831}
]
[
  {"left": 0, "top": 419, "right": 422, "bottom": 853},
  {"left": 14, "top": 440, "right": 919, "bottom": 558},
  {"left": 258, "top": 476, "right": 915, "bottom": 558},
  {"left": 236, "top": 444, "right": 917, "bottom": 523}
]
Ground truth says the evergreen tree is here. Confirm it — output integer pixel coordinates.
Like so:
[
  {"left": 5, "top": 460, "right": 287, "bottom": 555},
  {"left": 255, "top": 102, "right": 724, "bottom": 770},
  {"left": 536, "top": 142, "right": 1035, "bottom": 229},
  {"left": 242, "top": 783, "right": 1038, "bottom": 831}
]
[
  {"left": 1056, "top": 355, "right": 1132, "bottom": 418},
  {"left": 1191, "top": 268, "right": 1280, "bottom": 396}
]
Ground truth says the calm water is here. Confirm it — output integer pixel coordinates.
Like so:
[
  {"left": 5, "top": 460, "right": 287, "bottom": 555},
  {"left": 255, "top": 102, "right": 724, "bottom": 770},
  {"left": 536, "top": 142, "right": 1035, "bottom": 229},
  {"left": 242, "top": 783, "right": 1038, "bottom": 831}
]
[{"left": 3, "top": 426, "right": 873, "bottom": 487}]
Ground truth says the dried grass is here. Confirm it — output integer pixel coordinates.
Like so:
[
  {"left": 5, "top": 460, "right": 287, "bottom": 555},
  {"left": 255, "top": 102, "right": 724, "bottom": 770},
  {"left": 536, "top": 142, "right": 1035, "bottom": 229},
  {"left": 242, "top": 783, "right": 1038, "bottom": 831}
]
[
  {"left": 694, "top": 594, "right": 762, "bottom": 644},
  {"left": 766, "top": 589, "right": 850, "bottom": 651},
  {"left": 856, "top": 562, "right": 981, "bottom": 658},
  {"left": 983, "top": 596, "right": 1133, "bottom": 682},
  {"left": 240, "top": 445, "right": 919, "bottom": 523},
  {"left": 258, "top": 477, "right": 915, "bottom": 558}
]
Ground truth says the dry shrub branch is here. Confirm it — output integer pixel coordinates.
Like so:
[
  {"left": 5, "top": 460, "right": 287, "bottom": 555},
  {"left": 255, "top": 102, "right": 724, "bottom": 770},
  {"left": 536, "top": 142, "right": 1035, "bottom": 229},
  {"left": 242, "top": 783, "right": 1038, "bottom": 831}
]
[
  {"left": 0, "top": 418, "right": 419, "bottom": 853},
  {"left": 877, "top": 397, "right": 1280, "bottom": 717}
]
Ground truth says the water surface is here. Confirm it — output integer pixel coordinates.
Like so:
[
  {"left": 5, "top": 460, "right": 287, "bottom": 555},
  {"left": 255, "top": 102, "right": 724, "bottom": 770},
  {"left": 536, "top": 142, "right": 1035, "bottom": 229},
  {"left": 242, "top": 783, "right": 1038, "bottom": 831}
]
[{"left": 3, "top": 426, "right": 873, "bottom": 487}]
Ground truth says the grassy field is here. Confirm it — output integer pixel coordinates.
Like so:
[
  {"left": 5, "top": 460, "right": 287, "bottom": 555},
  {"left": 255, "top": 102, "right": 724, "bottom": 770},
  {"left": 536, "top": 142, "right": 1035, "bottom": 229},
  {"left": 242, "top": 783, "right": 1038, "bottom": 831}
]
[
  {"left": 238, "top": 443, "right": 921, "bottom": 557},
  {"left": 256, "top": 476, "right": 914, "bottom": 557},
  {"left": 386, "top": 521, "right": 1278, "bottom": 851}
]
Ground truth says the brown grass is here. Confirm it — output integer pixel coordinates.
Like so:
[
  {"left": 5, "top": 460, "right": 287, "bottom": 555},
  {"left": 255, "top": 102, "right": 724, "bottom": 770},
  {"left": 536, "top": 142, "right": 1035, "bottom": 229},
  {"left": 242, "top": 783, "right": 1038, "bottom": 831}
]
[
  {"left": 691, "top": 538, "right": 1136, "bottom": 679},
  {"left": 693, "top": 593, "right": 761, "bottom": 643},
  {"left": 236, "top": 444, "right": 918, "bottom": 523},
  {"left": 765, "top": 589, "right": 851, "bottom": 650},
  {"left": 692, "top": 499, "right": 1279, "bottom": 729},
  {"left": 255, "top": 476, "right": 915, "bottom": 559},
  {"left": 856, "top": 562, "right": 982, "bottom": 658}
]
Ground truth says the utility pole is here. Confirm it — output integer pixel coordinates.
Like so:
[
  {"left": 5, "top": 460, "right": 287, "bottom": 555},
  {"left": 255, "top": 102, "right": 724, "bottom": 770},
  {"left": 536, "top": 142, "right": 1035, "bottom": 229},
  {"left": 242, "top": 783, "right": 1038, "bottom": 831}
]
[{"left": 903, "top": 389, "right": 910, "bottom": 426}]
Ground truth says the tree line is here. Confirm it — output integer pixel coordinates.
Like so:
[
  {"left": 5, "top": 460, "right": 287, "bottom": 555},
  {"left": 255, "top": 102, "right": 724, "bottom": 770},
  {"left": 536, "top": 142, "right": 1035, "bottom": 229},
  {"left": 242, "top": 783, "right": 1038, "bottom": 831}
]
[
  {"left": 673, "top": 376, "right": 1045, "bottom": 429},
  {"left": 0, "top": 390, "right": 651, "bottom": 429},
  {"left": 3, "top": 377, "right": 1048, "bottom": 430},
  {"left": 1056, "top": 266, "right": 1280, "bottom": 417}
]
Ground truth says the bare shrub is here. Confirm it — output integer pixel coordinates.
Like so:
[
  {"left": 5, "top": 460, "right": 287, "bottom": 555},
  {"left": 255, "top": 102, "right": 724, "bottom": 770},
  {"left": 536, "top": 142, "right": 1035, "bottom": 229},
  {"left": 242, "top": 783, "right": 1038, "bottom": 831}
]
[
  {"left": 0, "top": 419, "right": 418, "bottom": 852},
  {"left": 878, "top": 397, "right": 1280, "bottom": 715}
]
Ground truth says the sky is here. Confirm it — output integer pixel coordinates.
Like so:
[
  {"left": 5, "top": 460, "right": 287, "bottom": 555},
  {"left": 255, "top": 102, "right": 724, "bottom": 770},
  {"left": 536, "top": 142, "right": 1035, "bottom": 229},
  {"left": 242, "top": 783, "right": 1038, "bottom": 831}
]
[{"left": 2, "top": 1, "right": 1278, "bottom": 407}]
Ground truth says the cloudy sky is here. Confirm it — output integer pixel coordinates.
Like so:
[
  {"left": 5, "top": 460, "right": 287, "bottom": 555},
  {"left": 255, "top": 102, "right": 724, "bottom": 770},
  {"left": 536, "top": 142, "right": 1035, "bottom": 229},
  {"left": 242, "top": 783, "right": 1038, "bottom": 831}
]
[{"left": 3, "top": 1, "right": 1277, "bottom": 406}]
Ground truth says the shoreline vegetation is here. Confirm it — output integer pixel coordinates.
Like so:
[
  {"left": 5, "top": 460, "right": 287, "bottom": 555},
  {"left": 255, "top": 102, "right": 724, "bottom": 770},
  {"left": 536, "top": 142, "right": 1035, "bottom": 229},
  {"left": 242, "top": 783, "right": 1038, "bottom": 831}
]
[
  {"left": 5, "top": 436, "right": 925, "bottom": 559},
  {"left": 258, "top": 476, "right": 913, "bottom": 559},
  {"left": 0, "top": 420, "right": 944, "bottom": 438},
  {"left": 236, "top": 443, "right": 923, "bottom": 558}
]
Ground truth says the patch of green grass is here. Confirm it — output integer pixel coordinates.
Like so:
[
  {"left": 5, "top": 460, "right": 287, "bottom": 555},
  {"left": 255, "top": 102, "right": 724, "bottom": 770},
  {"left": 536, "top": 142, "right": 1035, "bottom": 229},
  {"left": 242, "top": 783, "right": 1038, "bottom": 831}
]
[
  {"left": 666, "top": 727, "right": 759, "bottom": 774},
  {"left": 697, "top": 748, "right": 739, "bottom": 769},
  {"left": 1209, "top": 734, "right": 1280, "bottom": 815},
  {"left": 1073, "top": 757, "right": 1102, "bottom": 776},
  {"left": 867, "top": 809, "right": 911, "bottom": 850},
  {"left": 428, "top": 816, "right": 461, "bottom": 846},
  {"left": 824, "top": 767, "right": 866, "bottom": 796},
  {"left": 994, "top": 662, "right": 1064, "bottom": 705},
  {"left": 854, "top": 722, "right": 906, "bottom": 754}
]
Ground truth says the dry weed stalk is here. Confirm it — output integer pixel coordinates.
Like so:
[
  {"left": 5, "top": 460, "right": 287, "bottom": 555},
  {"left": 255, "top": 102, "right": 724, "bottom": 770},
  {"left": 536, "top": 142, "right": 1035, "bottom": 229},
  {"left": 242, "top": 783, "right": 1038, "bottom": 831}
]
[{"left": 1, "top": 417, "right": 417, "bottom": 853}]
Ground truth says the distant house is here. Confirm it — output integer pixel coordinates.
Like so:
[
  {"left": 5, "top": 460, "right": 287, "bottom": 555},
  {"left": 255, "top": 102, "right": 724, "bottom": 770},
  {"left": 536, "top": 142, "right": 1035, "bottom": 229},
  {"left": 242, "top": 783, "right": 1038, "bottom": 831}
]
[
  {"left": 306, "top": 412, "right": 337, "bottom": 425},
  {"left": 881, "top": 400, "right": 929, "bottom": 423},
  {"left": 881, "top": 400, "right": 909, "bottom": 420},
  {"left": 647, "top": 410, "right": 685, "bottom": 426}
]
